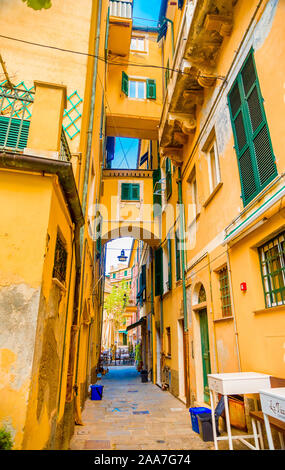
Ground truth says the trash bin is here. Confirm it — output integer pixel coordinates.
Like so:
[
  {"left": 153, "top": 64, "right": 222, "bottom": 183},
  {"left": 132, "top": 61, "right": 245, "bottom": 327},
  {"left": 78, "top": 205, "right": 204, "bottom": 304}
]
[
  {"left": 140, "top": 369, "right": 148, "bottom": 383},
  {"left": 197, "top": 413, "right": 214, "bottom": 441},
  {"left": 90, "top": 384, "right": 104, "bottom": 400},
  {"left": 189, "top": 407, "right": 211, "bottom": 434}
]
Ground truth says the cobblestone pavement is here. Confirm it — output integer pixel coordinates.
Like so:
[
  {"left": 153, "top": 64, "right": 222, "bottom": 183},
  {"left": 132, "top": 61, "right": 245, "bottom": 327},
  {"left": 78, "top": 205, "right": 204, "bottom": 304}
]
[{"left": 70, "top": 366, "right": 214, "bottom": 451}]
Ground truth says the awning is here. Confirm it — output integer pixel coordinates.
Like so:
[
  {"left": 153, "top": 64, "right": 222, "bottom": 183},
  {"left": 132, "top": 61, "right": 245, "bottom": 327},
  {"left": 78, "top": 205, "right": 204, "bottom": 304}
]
[{"left": 126, "top": 317, "right": 146, "bottom": 332}]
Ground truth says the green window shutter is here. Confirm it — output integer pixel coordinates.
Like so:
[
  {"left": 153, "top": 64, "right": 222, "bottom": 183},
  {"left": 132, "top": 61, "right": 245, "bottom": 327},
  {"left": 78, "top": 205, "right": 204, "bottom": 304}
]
[
  {"left": 167, "top": 236, "right": 172, "bottom": 290},
  {"left": 228, "top": 50, "right": 277, "bottom": 206},
  {"left": 165, "top": 157, "right": 172, "bottom": 200},
  {"left": 146, "top": 79, "right": 156, "bottom": 99},
  {"left": 121, "top": 183, "right": 130, "bottom": 200},
  {"left": 0, "top": 116, "right": 30, "bottom": 149},
  {"left": 131, "top": 183, "right": 140, "bottom": 201},
  {"left": 122, "top": 71, "right": 129, "bottom": 96},
  {"left": 155, "top": 247, "right": 163, "bottom": 296},
  {"left": 175, "top": 231, "right": 181, "bottom": 281},
  {"left": 121, "top": 183, "right": 140, "bottom": 201},
  {"left": 153, "top": 168, "right": 162, "bottom": 217}
]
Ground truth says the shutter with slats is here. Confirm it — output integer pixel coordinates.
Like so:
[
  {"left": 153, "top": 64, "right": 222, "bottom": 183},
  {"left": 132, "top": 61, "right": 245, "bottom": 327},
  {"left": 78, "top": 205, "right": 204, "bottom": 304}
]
[
  {"left": 175, "top": 231, "right": 181, "bottom": 281},
  {"left": 228, "top": 50, "right": 277, "bottom": 206},
  {"left": 153, "top": 168, "right": 162, "bottom": 217},
  {"left": 0, "top": 116, "right": 30, "bottom": 149},
  {"left": 121, "top": 183, "right": 130, "bottom": 200},
  {"left": 165, "top": 157, "right": 172, "bottom": 199},
  {"left": 121, "top": 71, "right": 129, "bottom": 96},
  {"left": 155, "top": 247, "right": 163, "bottom": 296},
  {"left": 131, "top": 184, "right": 140, "bottom": 201},
  {"left": 146, "top": 79, "right": 156, "bottom": 99},
  {"left": 167, "top": 236, "right": 172, "bottom": 290}
]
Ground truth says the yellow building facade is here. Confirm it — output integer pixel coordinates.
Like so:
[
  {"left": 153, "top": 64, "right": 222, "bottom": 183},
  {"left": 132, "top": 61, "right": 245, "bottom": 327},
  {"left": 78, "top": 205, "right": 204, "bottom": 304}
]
[{"left": 1, "top": 0, "right": 285, "bottom": 450}]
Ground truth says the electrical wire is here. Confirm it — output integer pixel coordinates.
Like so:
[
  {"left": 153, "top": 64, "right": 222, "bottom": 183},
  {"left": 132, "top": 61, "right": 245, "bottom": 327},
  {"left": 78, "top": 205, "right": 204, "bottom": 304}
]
[{"left": 0, "top": 33, "right": 225, "bottom": 81}]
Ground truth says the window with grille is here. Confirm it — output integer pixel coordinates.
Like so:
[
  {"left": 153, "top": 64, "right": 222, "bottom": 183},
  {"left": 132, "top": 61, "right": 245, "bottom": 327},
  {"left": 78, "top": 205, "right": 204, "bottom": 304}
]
[
  {"left": 259, "top": 232, "right": 285, "bottom": 308},
  {"left": 52, "top": 233, "right": 67, "bottom": 285},
  {"left": 228, "top": 50, "right": 277, "bottom": 206},
  {"left": 218, "top": 267, "right": 232, "bottom": 317}
]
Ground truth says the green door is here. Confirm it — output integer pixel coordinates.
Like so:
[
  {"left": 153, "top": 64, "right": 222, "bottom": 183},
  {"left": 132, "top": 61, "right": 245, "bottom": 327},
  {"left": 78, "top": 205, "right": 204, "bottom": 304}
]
[{"left": 199, "top": 309, "right": 211, "bottom": 403}]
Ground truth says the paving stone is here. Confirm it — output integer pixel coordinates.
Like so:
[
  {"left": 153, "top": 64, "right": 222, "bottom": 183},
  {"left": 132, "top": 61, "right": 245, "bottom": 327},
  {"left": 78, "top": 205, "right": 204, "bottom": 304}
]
[{"left": 69, "top": 366, "right": 212, "bottom": 451}]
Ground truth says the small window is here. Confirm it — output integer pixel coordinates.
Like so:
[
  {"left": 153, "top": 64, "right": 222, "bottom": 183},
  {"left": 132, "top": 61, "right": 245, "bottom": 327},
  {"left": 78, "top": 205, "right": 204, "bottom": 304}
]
[
  {"left": 208, "top": 139, "right": 221, "bottom": 192},
  {"left": 166, "top": 327, "right": 171, "bottom": 356},
  {"left": 218, "top": 267, "right": 232, "bottom": 317},
  {"left": 112, "top": 273, "right": 116, "bottom": 279},
  {"left": 189, "top": 168, "right": 198, "bottom": 207},
  {"left": 131, "top": 36, "right": 146, "bottom": 52},
  {"left": 259, "top": 232, "right": 285, "bottom": 308},
  {"left": 53, "top": 233, "right": 67, "bottom": 284},
  {"left": 129, "top": 80, "right": 146, "bottom": 99},
  {"left": 121, "top": 183, "right": 140, "bottom": 201},
  {"left": 124, "top": 270, "right": 127, "bottom": 276}
]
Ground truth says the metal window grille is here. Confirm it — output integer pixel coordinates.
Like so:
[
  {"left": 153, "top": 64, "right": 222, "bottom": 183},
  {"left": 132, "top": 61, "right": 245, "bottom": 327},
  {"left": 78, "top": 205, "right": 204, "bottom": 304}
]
[
  {"left": 259, "top": 232, "right": 285, "bottom": 308},
  {"left": 52, "top": 234, "right": 68, "bottom": 284},
  {"left": 219, "top": 267, "right": 232, "bottom": 317}
]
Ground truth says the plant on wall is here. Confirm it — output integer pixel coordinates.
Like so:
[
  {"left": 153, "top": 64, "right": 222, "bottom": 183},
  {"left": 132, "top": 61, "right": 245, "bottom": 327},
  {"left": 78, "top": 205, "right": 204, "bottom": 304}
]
[
  {"left": 22, "top": 0, "right": 52, "bottom": 10},
  {"left": 0, "top": 426, "right": 13, "bottom": 450},
  {"left": 104, "top": 280, "right": 130, "bottom": 346}
]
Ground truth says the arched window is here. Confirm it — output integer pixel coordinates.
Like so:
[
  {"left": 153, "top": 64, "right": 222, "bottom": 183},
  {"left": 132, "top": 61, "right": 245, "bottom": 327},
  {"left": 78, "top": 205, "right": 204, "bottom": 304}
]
[{"left": 198, "top": 284, "right": 206, "bottom": 303}]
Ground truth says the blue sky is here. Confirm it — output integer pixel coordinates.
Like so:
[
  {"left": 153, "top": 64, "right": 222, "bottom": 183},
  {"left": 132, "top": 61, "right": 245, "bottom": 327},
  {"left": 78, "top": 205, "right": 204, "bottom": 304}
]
[
  {"left": 132, "top": 0, "right": 161, "bottom": 28},
  {"left": 105, "top": 1, "right": 160, "bottom": 272}
]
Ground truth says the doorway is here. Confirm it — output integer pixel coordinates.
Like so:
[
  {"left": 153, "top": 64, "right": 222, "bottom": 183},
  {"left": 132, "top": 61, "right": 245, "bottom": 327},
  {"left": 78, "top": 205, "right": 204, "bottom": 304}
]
[
  {"left": 156, "top": 327, "right": 161, "bottom": 387},
  {"left": 199, "top": 308, "right": 211, "bottom": 403}
]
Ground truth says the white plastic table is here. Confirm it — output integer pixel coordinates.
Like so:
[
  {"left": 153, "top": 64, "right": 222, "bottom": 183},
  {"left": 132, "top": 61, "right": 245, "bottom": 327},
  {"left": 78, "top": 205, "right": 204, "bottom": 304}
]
[
  {"left": 208, "top": 372, "right": 271, "bottom": 450},
  {"left": 259, "top": 387, "right": 285, "bottom": 450}
]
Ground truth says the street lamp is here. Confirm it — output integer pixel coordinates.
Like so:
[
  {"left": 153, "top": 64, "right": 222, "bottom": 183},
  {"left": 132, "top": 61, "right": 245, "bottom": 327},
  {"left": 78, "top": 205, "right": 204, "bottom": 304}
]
[{"left": 117, "top": 249, "right": 128, "bottom": 262}]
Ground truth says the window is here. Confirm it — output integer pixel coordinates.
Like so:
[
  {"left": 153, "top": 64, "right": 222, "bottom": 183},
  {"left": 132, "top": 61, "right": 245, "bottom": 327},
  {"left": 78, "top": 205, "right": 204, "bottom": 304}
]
[
  {"left": 124, "top": 270, "right": 127, "bottom": 277},
  {"left": 121, "top": 72, "right": 156, "bottom": 99},
  {"left": 129, "top": 80, "right": 146, "bottom": 99},
  {"left": 53, "top": 233, "right": 67, "bottom": 284},
  {"left": 131, "top": 36, "right": 146, "bottom": 52},
  {"left": 189, "top": 168, "right": 198, "bottom": 207},
  {"left": 175, "top": 230, "right": 181, "bottom": 281},
  {"left": 218, "top": 267, "right": 232, "bottom": 317},
  {"left": 208, "top": 139, "right": 221, "bottom": 192},
  {"left": 165, "top": 157, "right": 172, "bottom": 200},
  {"left": 166, "top": 327, "right": 171, "bottom": 356},
  {"left": 165, "top": 59, "right": 170, "bottom": 89},
  {"left": 167, "top": 236, "right": 172, "bottom": 291},
  {"left": 155, "top": 247, "right": 163, "bottom": 296},
  {"left": 112, "top": 273, "right": 116, "bottom": 279},
  {"left": 121, "top": 183, "right": 140, "bottom": 201},
  {"left": 259, "top": 232, "right": 285, "bottom": 308},
  {"left": 228, "top": 50, "right": 277, "bottom": 206}
]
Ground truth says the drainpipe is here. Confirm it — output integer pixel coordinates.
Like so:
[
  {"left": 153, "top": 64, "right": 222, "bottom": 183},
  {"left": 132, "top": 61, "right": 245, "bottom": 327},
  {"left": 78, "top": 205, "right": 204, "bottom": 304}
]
[
  {"left": 163, "top": 17, "right": 175, "bottom": 57},
  {"left": 177, "top": 166, "right": 188, "bottom": 331},
  {"left": 226, "top": 248, "right": 242, "bottom": 372}
]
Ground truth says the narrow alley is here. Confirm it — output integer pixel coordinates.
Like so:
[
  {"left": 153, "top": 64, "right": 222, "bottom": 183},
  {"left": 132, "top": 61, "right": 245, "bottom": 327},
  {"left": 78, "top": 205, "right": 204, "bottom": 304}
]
[{"left": 70, "top": 367, "right": 212, "bottom": 451}]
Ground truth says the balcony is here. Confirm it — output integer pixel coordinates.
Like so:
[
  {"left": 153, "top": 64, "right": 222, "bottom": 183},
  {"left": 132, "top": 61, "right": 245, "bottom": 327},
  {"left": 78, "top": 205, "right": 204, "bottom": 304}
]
[
  {"left": 0, "top": 81, "right": 71, "bottom": 161},
  {"left": 107, "top": 1, "right": 133, "bottom": 57},
  {"left": 159, "top": 0, "right": 235, "bottom": 163}
]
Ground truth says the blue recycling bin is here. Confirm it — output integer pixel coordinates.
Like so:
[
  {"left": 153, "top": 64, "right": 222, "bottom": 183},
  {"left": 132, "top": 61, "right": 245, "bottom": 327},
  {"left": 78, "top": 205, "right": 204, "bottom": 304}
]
[
  {"left": 189, "top": 407, "right": 211, "bottom": 434},
  {"left": 91, "top": 384, "right": 104, "bottom": 401}
]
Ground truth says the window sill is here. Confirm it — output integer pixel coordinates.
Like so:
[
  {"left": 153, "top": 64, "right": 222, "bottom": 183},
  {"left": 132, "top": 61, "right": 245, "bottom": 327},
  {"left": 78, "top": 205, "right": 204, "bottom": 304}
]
[
  {"left": 52, "top": 277, "right": 66, "bottom": 292},
  {"left": 165, "top": 355, "right": 171, "bottom": 359},
  {"left": 203, "top": 182, "right": 223, "bottom": 208},
  {"left": 213, "top": 315, "right": 234, "bottom": 323},
  {"left": 176, "top": 279, "right": 182, "bottom": 287},
  {"left": 253, "top": 305, "right": 285, "bottom": 315}
]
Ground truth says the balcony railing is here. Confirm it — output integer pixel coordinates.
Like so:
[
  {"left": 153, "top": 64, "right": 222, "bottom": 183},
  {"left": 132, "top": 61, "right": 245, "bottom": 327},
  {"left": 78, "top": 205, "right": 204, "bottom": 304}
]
[
  {"left": 60, "top": 128, "right": 72, "bottom": 162},
  {"left": 109, "top": 0, "right": 132, "bottom": 19},
  {"left": 0, "top": 82, "right": 34, "bottom": 151},
  {"left": 0, "top": 81, "right": 71, "bottom": 162}
]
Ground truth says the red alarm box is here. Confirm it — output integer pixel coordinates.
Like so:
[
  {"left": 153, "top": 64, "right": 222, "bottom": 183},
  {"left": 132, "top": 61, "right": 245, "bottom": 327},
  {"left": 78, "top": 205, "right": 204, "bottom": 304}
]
[{"left": 240, "top": 282, "right": 247, "bottom": 292}]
